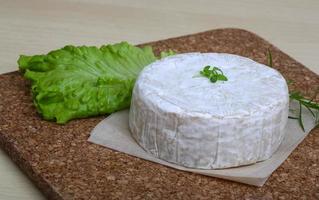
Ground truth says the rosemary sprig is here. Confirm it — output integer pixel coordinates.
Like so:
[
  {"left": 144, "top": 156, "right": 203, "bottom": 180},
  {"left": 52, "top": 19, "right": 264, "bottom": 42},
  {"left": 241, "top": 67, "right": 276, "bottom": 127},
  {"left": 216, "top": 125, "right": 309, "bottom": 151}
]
[
  {"left": 267, "top": 49, "right": 319, "bottom": 131},
  {"left": 267, "top": 48, "right": 273, "bottom": 68},
  {"left": 199, "top": 65, "right": 228, "bottom": 83}
]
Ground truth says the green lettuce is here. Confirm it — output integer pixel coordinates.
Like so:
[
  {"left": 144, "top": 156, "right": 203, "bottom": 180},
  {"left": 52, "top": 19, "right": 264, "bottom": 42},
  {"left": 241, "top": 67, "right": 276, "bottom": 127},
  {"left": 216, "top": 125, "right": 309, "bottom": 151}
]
[{"left": 18, "top": 42, "right": 174, "bottom": 124}]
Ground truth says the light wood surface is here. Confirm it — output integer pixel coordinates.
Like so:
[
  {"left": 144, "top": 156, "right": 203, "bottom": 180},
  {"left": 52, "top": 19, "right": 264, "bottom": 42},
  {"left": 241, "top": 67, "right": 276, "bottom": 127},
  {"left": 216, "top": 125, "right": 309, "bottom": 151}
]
[{"left": 0, "top": 0, "right": 318, "bottom": 199}]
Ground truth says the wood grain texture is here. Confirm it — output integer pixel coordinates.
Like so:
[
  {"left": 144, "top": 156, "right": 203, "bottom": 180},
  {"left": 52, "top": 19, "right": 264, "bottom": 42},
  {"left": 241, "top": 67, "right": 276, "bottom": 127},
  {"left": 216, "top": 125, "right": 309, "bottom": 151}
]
[
  {"left": 0, "top": 0, "right": 319, "bottom": 199},
  {"left": 0, "top": 28, "right": 318, "bottom": 200}
]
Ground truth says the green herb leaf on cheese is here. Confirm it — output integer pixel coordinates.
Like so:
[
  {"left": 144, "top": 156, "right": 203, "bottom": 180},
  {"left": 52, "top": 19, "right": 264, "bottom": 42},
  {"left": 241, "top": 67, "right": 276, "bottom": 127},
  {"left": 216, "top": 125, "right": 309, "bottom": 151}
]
[{"left": 199, "top": 65, "right": 228, "bottom": 83}]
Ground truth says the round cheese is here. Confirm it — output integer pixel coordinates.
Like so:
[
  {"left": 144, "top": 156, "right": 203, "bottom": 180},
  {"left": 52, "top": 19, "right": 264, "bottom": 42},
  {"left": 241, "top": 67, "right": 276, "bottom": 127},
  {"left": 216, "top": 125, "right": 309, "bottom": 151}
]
[{"left": 129, "top": 53, "right": 289, "bottom": 169}]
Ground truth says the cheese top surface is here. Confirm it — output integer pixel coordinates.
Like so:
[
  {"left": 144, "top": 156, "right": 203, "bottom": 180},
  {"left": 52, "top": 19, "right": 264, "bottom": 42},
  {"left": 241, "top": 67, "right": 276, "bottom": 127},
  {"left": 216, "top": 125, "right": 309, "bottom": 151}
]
[{"left": 137, "top": 53, "right": 288, "bottom": 118}]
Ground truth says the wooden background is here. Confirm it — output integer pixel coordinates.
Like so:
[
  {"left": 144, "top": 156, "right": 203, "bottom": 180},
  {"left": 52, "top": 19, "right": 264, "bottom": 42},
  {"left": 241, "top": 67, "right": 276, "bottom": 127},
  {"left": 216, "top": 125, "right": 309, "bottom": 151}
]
[{"left": 0, "top": 0, "right": 318, "bottom": 199}]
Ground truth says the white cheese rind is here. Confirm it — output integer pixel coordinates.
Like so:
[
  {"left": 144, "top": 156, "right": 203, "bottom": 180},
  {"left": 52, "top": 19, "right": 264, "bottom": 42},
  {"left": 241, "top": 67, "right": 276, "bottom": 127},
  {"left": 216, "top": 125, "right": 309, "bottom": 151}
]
[{"left": 129, "top": 53, "right": 289, "bottom": 169}]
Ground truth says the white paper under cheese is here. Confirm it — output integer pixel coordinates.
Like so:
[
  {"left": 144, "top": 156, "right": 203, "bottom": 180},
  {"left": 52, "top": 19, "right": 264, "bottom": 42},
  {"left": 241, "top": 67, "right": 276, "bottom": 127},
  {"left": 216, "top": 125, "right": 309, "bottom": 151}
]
[{"left": 129, "top": 53, "right": 289, "bottom": 169}]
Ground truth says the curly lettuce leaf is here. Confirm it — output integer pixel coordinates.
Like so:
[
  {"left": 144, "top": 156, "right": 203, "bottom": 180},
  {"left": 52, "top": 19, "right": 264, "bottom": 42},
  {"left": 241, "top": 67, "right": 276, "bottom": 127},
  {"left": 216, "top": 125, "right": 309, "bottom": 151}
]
[{"left": 18, "top": 42, "right": 174, "bottom": 124}]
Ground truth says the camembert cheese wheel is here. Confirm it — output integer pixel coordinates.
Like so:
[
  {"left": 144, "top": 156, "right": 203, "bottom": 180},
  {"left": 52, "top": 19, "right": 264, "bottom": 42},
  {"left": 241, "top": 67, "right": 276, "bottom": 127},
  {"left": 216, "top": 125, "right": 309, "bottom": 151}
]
[{"left": 129, "top": 53, "right": 289, "bottom": 169}]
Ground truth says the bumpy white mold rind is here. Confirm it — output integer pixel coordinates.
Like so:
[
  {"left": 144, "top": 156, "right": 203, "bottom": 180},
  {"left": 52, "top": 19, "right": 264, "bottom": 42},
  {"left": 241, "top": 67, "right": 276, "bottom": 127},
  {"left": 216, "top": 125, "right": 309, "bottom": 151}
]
[{"left": 129, "top": 53, "right": 289, "bottom": 169}]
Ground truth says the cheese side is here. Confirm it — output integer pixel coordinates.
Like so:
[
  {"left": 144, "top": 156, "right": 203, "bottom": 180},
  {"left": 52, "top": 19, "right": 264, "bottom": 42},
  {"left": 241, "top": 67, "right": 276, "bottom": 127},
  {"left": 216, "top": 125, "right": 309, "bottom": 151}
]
[{"left": 129, "top": 53, "right": 289, "bottom": 169}]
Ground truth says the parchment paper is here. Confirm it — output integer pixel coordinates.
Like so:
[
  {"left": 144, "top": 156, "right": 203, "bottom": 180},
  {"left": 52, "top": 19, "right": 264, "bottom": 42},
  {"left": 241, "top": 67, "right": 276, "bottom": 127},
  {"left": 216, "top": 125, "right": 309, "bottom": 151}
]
[{"left": 88, "top": 102, "right": 316, "bottom": 186}]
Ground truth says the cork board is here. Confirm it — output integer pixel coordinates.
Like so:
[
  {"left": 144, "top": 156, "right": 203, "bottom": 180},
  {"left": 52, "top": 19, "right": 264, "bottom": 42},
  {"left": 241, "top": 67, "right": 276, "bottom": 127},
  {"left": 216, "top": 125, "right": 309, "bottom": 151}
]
[{"left": 0, "top": 28, "right": 318, "bottom": 199}]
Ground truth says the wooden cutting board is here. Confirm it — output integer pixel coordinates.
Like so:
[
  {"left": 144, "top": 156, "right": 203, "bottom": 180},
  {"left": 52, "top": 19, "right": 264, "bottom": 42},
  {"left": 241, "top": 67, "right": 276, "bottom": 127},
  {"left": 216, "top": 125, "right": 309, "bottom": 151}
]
[{"left": 0, "top": 28, "right": 318, "bottom": 199}]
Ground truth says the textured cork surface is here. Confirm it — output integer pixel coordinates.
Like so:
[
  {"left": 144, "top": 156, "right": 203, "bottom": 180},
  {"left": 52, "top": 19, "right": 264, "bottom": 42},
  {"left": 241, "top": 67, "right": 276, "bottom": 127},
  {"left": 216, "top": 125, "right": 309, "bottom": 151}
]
[{"left": 0, "top": 28, "right": 318, "bottom": 199}]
